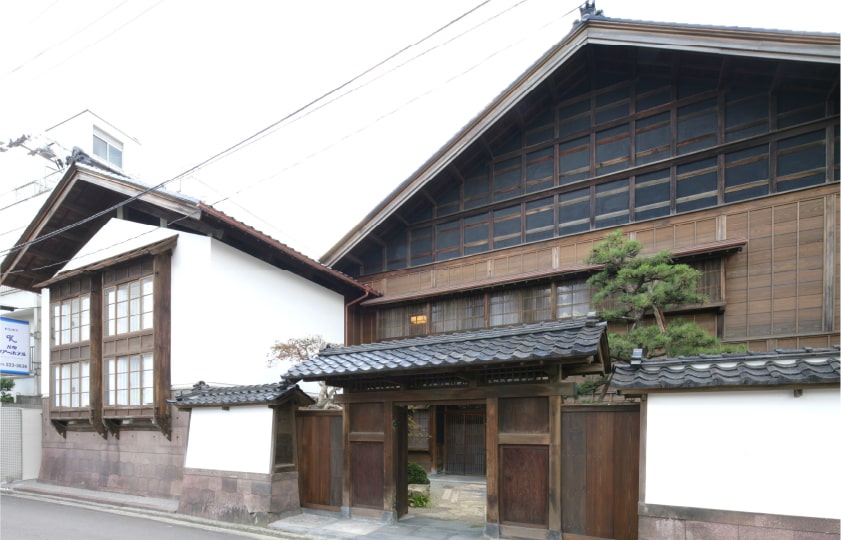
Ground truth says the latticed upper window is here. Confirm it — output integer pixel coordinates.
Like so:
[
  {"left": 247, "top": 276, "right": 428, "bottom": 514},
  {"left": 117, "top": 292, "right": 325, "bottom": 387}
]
[
  {"left": 105, "top": 276, "right": 153, "bottom": 336},
  {"left": 693, "top": 259, "right": 722, "bottom": 302},
  {"left": 431, "top": 295, "right": 485, "bottom": 334},
  {"left": 556, "top": 280, "right": 591, "bottom": 319},
  {"left": 52, "top": 295, "right": 90, "bottom": 345}
]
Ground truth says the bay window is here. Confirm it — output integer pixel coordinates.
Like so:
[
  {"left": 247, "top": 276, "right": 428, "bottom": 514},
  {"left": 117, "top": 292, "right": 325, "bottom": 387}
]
[{"left": 46, "top": 244, "right": 173, "bottom": 438}]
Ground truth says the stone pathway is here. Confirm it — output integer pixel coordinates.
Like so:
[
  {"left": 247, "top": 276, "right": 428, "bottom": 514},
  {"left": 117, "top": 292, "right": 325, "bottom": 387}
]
[{"left": 409, "top": 475, "right": 486, "bottom": 526}]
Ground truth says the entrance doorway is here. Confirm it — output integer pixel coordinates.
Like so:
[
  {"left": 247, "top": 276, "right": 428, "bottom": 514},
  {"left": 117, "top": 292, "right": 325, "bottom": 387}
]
[
  {"left": 405, "top": 404, "right": 487, "bottom": 526},
  {"left": 443, "top": 406, "right": 486, "bottom": 476}
]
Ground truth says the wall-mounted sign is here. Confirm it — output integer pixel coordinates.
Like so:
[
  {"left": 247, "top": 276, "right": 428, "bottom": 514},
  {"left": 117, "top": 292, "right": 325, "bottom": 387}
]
[{"left": 1, "top": 317, "right": 30, "bottom": 375}]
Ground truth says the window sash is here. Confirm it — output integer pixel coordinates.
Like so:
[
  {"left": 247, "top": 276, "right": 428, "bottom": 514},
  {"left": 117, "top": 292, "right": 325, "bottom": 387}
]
[
  {"left": 53, "top": 361, "right": 90, "bottom": 408},
  {"left": 52, "top": 295, "right": 90, "bottom": 345},
  {"left": 104, "top": 353, "right": 154, "bottom": 406},
  {"left": 105, "top": 276, "right": 153, "bottom": 336}
]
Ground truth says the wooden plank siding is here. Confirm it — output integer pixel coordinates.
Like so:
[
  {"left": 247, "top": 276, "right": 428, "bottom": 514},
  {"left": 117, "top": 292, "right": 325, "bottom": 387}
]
[
  {"left": 348, "top": 185, "right": 839, "bottom": 350},
  {"left": 561, "top": 405, "right": 640, "bottom": 540}
]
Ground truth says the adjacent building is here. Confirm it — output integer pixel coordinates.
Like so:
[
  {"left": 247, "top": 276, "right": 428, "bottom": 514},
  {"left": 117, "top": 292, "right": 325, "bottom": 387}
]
[{"left": 0, "top": 153, "right": 375, "bottom": 521}]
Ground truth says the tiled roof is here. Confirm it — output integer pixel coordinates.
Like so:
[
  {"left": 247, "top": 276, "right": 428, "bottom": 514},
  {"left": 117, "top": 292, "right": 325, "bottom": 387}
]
[
  {"left": 611, "top": 347, "right": 840, "bottom": 392},
  {"left": 169, "top": 380, "right": 313, "bottom": 408},
  {"left": 284, "top": 317, "right": 607, "bottom": 382}
]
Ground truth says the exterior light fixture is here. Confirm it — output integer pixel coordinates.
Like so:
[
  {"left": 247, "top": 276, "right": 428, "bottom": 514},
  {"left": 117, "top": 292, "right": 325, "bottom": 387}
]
[{"left": 630, "top": 348, "right": 644, "bottom": 367}]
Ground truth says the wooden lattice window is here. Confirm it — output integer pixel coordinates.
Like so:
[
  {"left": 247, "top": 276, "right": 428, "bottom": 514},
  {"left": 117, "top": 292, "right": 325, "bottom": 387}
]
[{"left": 482, "top": 366, "right": 550, "bottom": 385}]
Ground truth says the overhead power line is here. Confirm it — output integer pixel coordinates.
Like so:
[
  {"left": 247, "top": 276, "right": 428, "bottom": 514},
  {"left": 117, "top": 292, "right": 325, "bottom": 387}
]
[
  {"left": 1, "top": 0, "right": 582, "bottom": 274},
  {"left": 0, "top": 0, "right": 496, "bottom": 263}
]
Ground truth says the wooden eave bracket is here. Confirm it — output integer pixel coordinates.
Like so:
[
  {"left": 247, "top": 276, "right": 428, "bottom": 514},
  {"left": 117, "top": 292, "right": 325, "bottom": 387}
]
[
  {"left": 50, "top": 419, "right": 68, "bottom": 439},
  {"left": 154, "top": 405, "right": 172, "bottom": 440},
  {"left": 102, "top": 419, "right": 120, "bottom": 439}
]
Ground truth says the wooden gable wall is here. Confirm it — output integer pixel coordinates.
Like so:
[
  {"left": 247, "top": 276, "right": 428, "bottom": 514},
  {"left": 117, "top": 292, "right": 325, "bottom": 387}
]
[
  {"left": 340, "top": 44, "right": 839, "bottom": 351},
  {"left": 336, "top": 45, "right": 839, "bottom": 277}
]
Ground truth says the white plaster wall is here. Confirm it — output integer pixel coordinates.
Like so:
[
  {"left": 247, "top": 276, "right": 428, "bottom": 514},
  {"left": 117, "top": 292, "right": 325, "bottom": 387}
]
[
  {"left": 645, "top": 388, "right": 840, "bottom": 519},
  {"left": 39, "top": 217, "right": 344, "bottom": 391},
  {"left": 46, "top": 110, "right": 143, "bottom": 177},
  {"left": 21, "top": 408, "right": 42, "bottom": 479},
  {"left": 184, "top": 406, "right": 273, "bottom": 473},
  {"left": 170, "top": 237, "right": 344, "bottom": 387}
]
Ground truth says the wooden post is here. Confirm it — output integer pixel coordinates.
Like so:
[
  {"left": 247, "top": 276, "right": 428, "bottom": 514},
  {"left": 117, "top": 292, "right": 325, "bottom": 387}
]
[
  {"left": 549, "top": 395, "right": 562, "bottom": 536},
  {"left": 485, "top": 397, "right": 499, "bottom": 537},
  {"left": 383, "top": 400, "right": 396, "bottom": 523},
  {"left": 342, "top": 403, "right": 351, "bottom": 517}
]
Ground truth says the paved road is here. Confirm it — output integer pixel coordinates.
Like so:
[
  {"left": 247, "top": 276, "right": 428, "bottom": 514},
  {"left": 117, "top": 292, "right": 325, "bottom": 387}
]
[{"left": 0, "top": 494, "right": 289, "bottom": 540}]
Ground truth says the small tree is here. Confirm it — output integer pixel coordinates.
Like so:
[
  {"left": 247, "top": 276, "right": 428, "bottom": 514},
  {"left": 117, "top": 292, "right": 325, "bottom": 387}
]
[
  {"left": 0, "top": 377, "right": 15, "bottom": 404},
  {"left": 586, "top": 230, "right": 737, "bottom": 361},
  {"left": 268, "top": 335, "right": 338, "bottom": 408}
]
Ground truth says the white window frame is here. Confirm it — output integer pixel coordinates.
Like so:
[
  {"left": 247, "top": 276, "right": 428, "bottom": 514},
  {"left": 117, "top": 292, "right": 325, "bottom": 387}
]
[{"left": 92, "top": 127, "right": 123, "bottom": 168}]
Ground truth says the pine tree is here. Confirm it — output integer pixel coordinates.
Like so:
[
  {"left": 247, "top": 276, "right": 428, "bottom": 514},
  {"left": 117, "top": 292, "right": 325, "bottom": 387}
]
[{"left": 585, "top": 230, "right": 737, "bottom": 361}]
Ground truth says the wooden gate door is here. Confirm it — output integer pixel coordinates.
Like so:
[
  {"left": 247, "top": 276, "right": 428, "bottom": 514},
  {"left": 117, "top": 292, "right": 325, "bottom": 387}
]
[
  {"left": 444, "top": 407, "right": 486, "bottom": 475},
  {"left": 298, "top": 410, "right": 343, "bottom": 511},
  {"left": 561, "top": 404, "right": 640, "bottom": 540}
]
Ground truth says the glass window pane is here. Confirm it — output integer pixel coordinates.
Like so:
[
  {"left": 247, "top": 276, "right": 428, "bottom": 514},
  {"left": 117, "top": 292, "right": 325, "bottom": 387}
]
[
  {"left": 117, "top": 284, "right": 128, "bottom": 302},
  {"left": 92, "top": 135, "right": 108, "bottom": 159}
]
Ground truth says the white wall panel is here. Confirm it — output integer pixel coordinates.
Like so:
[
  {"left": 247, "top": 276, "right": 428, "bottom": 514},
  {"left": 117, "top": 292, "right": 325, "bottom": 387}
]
[
  {"left": 184, "top": 407, "right": 273, "bottom": 473},
  {"left": 645, "top": 388, "right": 840, "bottom": 519}
]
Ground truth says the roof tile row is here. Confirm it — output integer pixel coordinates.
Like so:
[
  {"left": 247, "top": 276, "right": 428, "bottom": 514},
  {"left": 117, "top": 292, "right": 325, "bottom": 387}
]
[
  {"left": 611, "top": 347, "right": 840, "bottom": 391},
  {"left": 285, "top": 318, "right": 606, "bottom": 381}
]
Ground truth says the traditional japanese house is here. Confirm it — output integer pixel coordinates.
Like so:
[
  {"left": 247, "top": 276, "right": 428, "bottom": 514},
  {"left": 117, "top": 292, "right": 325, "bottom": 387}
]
[
  {"left": 0, "top": 152, "right": 376, "bottom": 521},
  {"left": 288, "top": 6, "right": 839, "bottom": 540}
]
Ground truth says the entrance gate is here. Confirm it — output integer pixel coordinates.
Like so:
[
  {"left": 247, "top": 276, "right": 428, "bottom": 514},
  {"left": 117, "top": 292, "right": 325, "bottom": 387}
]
[
  {"left": 286, "top": 317, "right": 631, "bottom": 537},
  {"left": 297, "top": 396, "right": 639, "bottom": 539}
]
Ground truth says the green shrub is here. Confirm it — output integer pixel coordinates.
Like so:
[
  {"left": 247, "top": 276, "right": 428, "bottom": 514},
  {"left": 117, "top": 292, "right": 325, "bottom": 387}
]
[
  {"left": 408, "top": 492, "right": 429, "bottom": 507},
  {"left": 407, "top": 462, "right": 429, "bottom": 485}
]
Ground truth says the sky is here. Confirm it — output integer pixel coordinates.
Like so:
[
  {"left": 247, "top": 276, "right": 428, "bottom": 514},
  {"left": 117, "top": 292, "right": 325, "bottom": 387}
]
[{"left": 0, "top": 0, "right": 838, "bottom": 261}]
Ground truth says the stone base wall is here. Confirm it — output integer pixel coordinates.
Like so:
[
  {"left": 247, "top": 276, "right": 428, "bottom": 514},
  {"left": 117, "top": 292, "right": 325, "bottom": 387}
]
[
  {"left": 639, "top": 503, "right": 840, "bottom": 540},
  {"left": 179, "top": 468, "right": 301, "bottom": 526},
  {"left": 39, "top": 398, "right": 189, "bottom": 500}
]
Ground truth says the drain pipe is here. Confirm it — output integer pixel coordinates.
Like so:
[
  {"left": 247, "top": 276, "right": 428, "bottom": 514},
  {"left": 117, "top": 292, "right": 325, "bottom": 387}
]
[{"left": 344, "top": 290, "right": 371, "bottom": 345}]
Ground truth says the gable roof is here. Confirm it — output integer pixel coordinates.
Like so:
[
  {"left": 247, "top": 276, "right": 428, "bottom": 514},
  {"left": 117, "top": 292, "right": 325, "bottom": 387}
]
[
  {"left": 284, "top": 316, "right": 609, "bottom": 385},
  {"left": 321, "top": 16, "right": 839, "bottom": 266},
  {"left": 168, "top": 380, "right": 314, "bottom": 408},
  {"left": 0, "top": 156, "right": 378, "bottom": 298},
  {"left": 611, "top": 347, "right": 840, "bottom": 393}
]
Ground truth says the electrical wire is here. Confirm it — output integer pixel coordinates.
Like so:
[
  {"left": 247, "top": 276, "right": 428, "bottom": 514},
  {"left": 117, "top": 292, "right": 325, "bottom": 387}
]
[
  {"left": 0, "top": 0, "right": 497, "bottom": 261},
  {"left": 2, "top": 0, "right": 132, "bottom": 79},
  {"left": 1, "top": 0, "right": 582, "bottom": 273},
  {"left": 209, "top": 0, "right": 579, "bottom": 206}
]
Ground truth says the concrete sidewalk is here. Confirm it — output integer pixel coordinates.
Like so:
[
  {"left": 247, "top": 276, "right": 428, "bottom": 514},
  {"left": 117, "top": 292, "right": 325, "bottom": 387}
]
[{"left": 2, "top": 475, "right": 488, "bottom": 540}]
